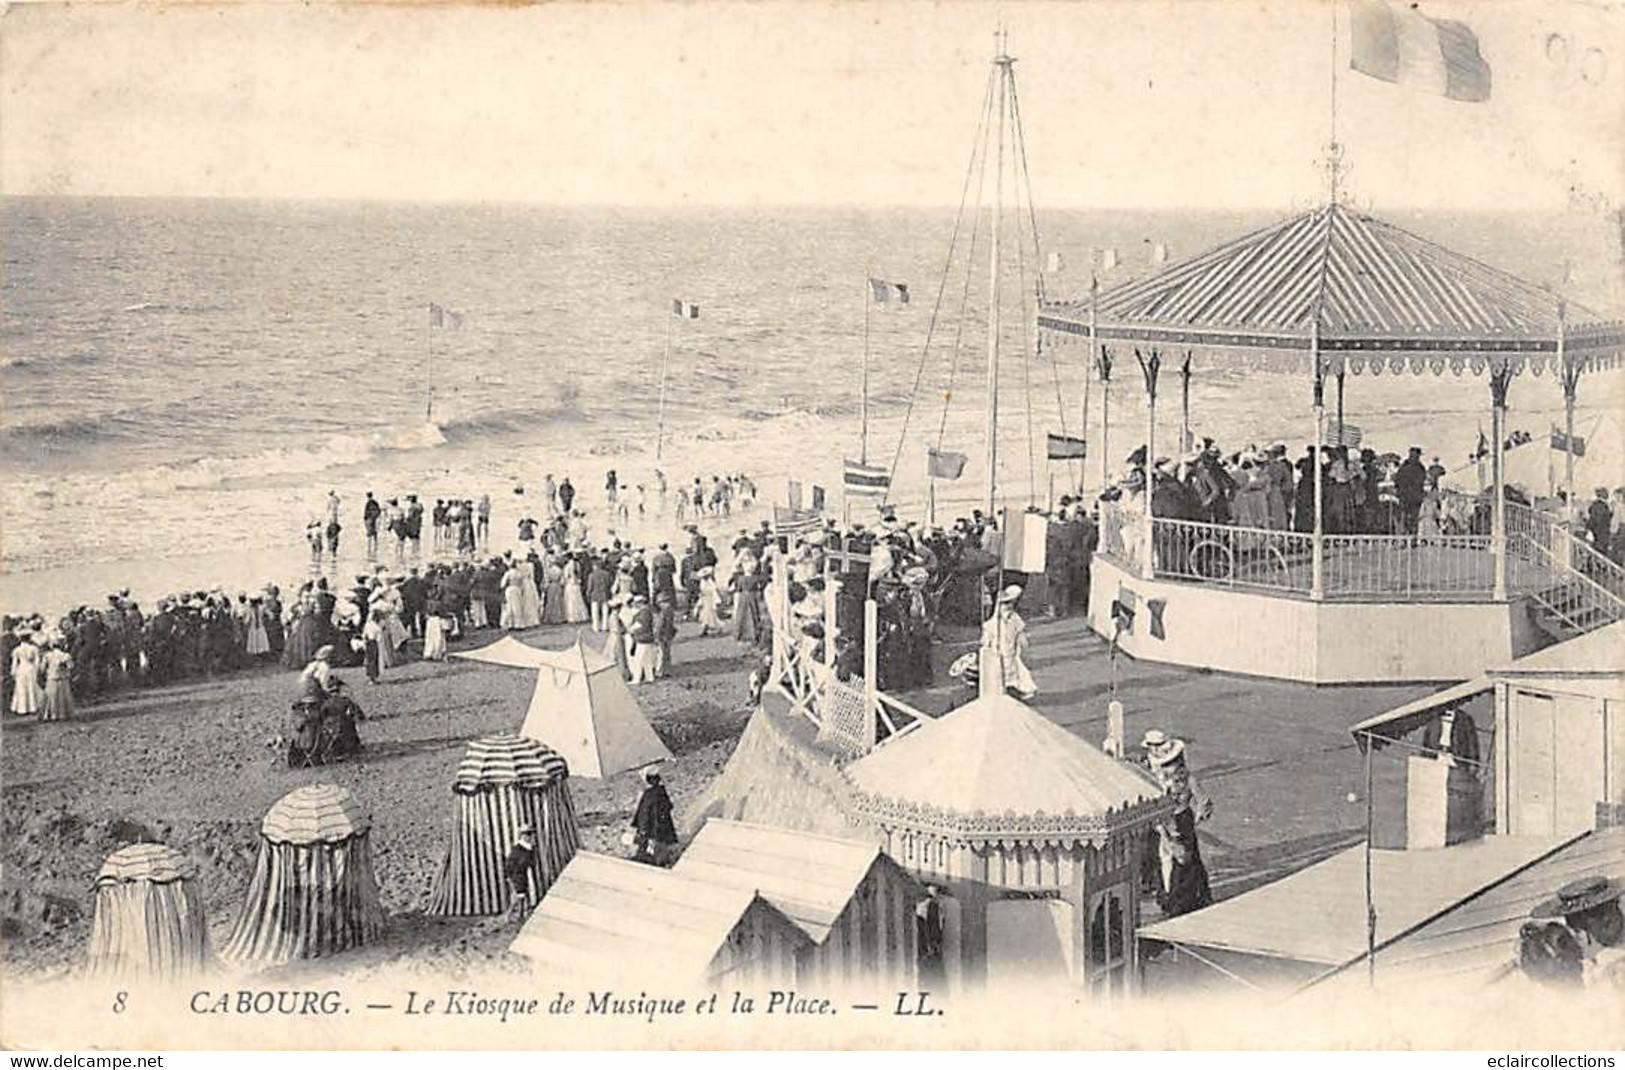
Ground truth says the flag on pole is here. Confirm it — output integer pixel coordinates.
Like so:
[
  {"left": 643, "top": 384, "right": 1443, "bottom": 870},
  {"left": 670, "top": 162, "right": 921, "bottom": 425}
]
[
  {"left": 1348, "top": 0, "right": 1492, "bottom": 102},
  {"left": 786, "top": 480, "right": 804, "bottom": 511},
  {"left": 1328, "top": 422, "right": 1364, "bottom": 448},
  {"left": 428, "top": 302, "right": 444, "bottom": 328},
  {"left": 1046, "top": 433, "right": 1088, "bottom": 460},
  {"left": 1045, "top": 251, "right": 1065, "bottom": 273},
  {"left": 927, "top": 447, "right": 968, "bottom": 480},
  {"left": 1471, "top": 427, "right": 1490, "bottom": 462},
  {"left": 772, "top": 506, "right": 823, "bottom": 537},
  {"left": 1100, "top": 247, "right": 1119, "bottom": 272},
  {"left": 1550, "top": 427, "right": 1588, "bottom": 457},
  {"left": 868, "top": 279, "right": 910, "bottom": 305},
  {"left": 672, "top": 299, "right": 700, "bottom": 319},
  {"left": 843, "top": 459, "right": 890, "bottom": 497},
  {"left": 445, "top": 309, "right": 464, "bottom": 330},
  {"left": 811, "top": 485, "right": 827, "bottom": 512}
]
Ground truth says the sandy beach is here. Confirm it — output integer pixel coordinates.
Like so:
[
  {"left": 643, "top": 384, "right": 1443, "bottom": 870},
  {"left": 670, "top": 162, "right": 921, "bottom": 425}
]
[{"left": 0, "top": 612, "right": 759, "bottom": 981}]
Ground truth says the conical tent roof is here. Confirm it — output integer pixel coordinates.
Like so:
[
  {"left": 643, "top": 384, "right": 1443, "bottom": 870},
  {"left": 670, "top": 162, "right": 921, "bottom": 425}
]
[
  {"left": 454, "top": 637, "right": 670, "bottom": 779},
  {"left": 452, "top": 734, "right": 571, "bottom": 791},
  {"left": 261, "top": 784, "right": 371, "bottom": 844},
  {"left": 844, "top": 692, "right": 1167, "bottom": 846},
  {"left": 95, "top": 843, "right": 196, "bottom": 886}
]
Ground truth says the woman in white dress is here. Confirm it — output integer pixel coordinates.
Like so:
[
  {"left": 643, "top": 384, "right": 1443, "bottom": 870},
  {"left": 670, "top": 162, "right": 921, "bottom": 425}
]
[
  {"left": 696, "top": 566, "right": 723, "bottom": 636},
  {"left": 369, "top": 582, "right": 409, "bottom": 668},
  {"left": 9, "top": 634, "right": 42, "bottom": 716},
  {"left": 501, "top": 557, "right": 526, "bottom": 630},
  {"left": 519, "top": 556, "right": 544, "bottom": 628},
  {"left": 561, "top": 556, "right": 590, "bottom": 624},
  {"left": 245, "top": 595, "right": 272, "bottom": 659}
]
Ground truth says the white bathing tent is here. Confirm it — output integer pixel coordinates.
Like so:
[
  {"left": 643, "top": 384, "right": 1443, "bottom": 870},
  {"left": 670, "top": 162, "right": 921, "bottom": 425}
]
[{"left": 453, "top": 636, "right": 671, "bottom": 779}]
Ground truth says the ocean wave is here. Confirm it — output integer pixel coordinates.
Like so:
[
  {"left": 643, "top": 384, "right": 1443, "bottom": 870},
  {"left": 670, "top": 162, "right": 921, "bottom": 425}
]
[
  {"left": 0, "top": 413, "right": 115, "bottom": 446},
  {"left": 0, "top": 350, "right": 104, "bottom": 376}
]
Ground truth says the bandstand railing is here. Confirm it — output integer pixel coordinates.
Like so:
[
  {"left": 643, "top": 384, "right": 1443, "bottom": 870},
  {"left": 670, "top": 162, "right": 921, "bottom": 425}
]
[
  {"left": 1097, "top": 501, "right": 1625, "bottom": 619},
  {"left": 1148, "top": 517, "right": 1313, "bottom": 595},
  {"left": 1320, "top": 533, "right": 1494, "bottom": 600}
]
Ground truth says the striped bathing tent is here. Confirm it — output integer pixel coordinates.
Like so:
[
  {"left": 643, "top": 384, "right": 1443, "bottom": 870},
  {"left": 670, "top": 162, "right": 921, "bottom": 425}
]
[
  {"left": 86, "top": 842, "right": 212, "bottom": 980},
  {"left": 427, "top": 734, "right": 580, "bottom": 916},
  {"left": 222, "top": 784, "right": 385, "bottom": 967}
]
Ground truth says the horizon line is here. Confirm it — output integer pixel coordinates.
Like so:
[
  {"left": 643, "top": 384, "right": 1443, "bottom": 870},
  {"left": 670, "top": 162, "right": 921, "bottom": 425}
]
[{"left": 0, "top": 190, "right": 1575, "bottom": 216}]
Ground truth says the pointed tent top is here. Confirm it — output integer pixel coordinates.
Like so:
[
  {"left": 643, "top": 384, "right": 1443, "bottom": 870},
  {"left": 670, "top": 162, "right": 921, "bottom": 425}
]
[
  {"left": 460, "top": 634, "right": 670, "bottom": 779},
  {"left": 844, "top": 691, "right": 1167, "bottom": 846},
  {"left": 453, "top": 634, "right": 615, "bottom": 675},
  {"left": 1040, "top": 204, "right": 1625, "bottom": 375}
]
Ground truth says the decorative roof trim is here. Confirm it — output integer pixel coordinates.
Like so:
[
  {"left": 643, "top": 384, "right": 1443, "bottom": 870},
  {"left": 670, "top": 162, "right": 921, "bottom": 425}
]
[{"left": 847, "top": 789, "right": 1171, "bottom": 848}]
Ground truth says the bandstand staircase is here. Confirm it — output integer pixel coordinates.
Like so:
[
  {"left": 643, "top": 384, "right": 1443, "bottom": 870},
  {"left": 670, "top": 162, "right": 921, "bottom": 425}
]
[{"left": 1514, "top": 519, "right": 1625, "bottom": 644}]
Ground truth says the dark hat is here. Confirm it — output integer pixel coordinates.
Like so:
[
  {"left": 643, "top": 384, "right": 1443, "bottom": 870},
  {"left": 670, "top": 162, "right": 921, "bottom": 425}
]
[{"left": 1532, "top": 876, "right": 1623, "bottom": 919}]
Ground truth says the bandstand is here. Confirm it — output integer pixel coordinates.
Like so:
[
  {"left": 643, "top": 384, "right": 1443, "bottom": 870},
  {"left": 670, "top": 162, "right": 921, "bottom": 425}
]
[{"left": 1038, "top": 203, "right": 1625, "bottom": 683}]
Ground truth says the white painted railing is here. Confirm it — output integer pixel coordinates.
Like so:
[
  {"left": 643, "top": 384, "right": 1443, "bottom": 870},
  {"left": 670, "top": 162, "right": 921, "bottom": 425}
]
[
  {"left": 1320, "top": 533, "right": 1494, "bottom": 600},
  {"left": 1148, "top": 517, "right": 1314, "bottom": 594}
]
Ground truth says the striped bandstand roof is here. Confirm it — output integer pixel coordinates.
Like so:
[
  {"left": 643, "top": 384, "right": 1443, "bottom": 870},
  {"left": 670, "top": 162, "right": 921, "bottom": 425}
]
[
  {"left": 451, "top": 734, "right": 571, "bottom": 793},
  {"left": 1039, "top": 204, "right": 1625, "bottom": 376},
  {"left": 94, "top": 843, "right": 196, "bottom": 886},
  {"left": 261, "top": 784, "right": 371, "bottom": 845}
]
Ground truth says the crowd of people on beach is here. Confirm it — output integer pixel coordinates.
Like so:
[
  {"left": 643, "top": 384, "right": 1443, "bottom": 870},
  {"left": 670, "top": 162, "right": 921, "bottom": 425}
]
[{"left": 2, "top": 468, "right": 766, "bottom": 723}]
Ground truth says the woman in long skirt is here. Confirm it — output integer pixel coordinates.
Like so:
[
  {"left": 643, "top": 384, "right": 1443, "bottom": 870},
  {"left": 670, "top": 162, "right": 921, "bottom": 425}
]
[
  {"left": 604, "top": 598, "right": 632, "bottom": 681},
  {"left": 541, "top": 558, "right": 567, "bottom": 625},
  {"left": 41, "top": 640, "right": 74, "bottom": 722},
  {"left": 245, "top": 596, "right": 272, "bottom": 659},
  {"left": 561, "top": 556, "right": 590, "bottom": 623},
  {"left": 696, "top": 567, "right": 723, "bottom": 636},
  {"left": 520, "top": 556, "right": 545, "bottom": 627},
  {"left": 10, "top": 635, "right": 42, "bottom": 716},
  {"left": 501, "top": 560, "right": 528, "bottom": 630}
]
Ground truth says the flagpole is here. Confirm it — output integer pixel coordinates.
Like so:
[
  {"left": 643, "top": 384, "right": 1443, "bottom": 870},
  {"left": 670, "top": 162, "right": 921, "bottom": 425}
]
[
  {"left": 862, "top": 269, "right": 872, "bottom": 466},
  {"left": 986, "top": 36, "right": 1009, "bottom": 522},
  {"left": 656, "top": 306, "right": 672, "bottom": 463},
  {"left": 425, "top": 302, "right": 435, "bottom": 424}
]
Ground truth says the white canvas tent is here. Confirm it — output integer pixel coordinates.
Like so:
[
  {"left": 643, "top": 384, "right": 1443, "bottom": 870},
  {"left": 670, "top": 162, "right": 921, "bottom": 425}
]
[{"left": 453, "top": 636, "right": 671, "bottom": 779}]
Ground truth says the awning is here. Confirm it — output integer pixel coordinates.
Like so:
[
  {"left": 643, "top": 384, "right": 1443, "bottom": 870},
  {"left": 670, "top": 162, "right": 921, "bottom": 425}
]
[{"left": 1349, "top": 676, "right": 1491, "bottom": 752}]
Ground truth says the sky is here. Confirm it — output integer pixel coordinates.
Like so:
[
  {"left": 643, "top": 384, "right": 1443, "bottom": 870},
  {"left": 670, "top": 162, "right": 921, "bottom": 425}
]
[{"left": 1, "top": 0, "right": 1620, "bottom": 212}]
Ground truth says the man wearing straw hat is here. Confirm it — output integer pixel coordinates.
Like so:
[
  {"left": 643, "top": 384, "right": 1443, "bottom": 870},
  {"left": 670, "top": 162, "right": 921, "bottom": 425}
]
[{"left": 1531, "top": 876, "right": 1625, "bottom": 987}]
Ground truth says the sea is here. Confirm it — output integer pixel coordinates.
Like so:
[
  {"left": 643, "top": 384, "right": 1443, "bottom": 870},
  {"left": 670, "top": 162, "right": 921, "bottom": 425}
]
[{"left": 3, "top": 196, "right": 1621, "bottom": 617}]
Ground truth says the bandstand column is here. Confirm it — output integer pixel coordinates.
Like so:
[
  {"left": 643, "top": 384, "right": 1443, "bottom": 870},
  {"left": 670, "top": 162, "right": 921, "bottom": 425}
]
[
  {"left": 1180, "top": 351, "right": 1193, "bottom": 452},
  {"left": 1491, "top": 363, "right": 1512, "bottom": 601},
  {"left": 1098, "top": 345, "right": 1113, "bottom": 494},
  {"left": 1559, "top": 306, "right": 1578, "bottom": 504},
  {"left": 1138, "top": 348, "right": 1161, "bottom": 582},
  {"left": 1310, "top": 326, "right": 1326, "bottom": 601}
]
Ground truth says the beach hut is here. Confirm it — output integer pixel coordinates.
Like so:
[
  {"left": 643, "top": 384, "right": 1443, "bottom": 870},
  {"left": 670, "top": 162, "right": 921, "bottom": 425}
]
[
  {"left": 222, "top": 784, "right": 385, "bottom": 967},
  {"left": 86, "top": 842, "right": 212, "bottom": 981},
  {"left": 510, "top": 852, "right": 810, "bottom": 986},
  {"left": 452, "top": 636, "right": 671, "bottom": 779},
  {"left": 428, "top": 734, "right": 581, "bottom": 916},
  {"left": 676, "top": 818, "right": 924, "bottom": 988}
]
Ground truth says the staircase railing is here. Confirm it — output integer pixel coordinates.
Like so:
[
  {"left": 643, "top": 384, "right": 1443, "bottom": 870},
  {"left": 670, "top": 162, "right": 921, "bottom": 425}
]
[
  {"left": 1520, "top": 537, "right": 1625, "bottom": 636},
  {"left": 766, "top": 562, "right": 932, "bottom": 756}
]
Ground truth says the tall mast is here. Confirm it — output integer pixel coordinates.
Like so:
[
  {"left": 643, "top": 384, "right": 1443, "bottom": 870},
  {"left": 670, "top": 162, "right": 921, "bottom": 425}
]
[
  {"left": 655, "top": 308, "right": 672, "bottom": 461},
  {"left": 986, "top": 31, "right": 1011, "bottom": 520},
  {"left": 862, "top": 269, "right": 871, "bottom": 464}
]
